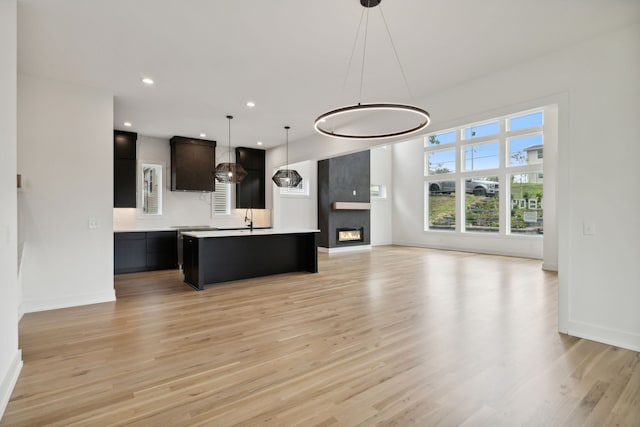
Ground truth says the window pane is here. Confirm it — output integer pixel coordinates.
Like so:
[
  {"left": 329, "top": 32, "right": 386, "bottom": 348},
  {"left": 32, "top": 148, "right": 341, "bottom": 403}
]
[
  {"left": 510, "top": 173, "right": 543, "bottom": 235},
  {"left": 427, "top": 149, "right": 456, "bottom": 175},
  {"left": 427, "top": 182, "right": 455, "bottom": 231},
  {"left": 371, "top": 184, "right": 387, "bottom": 198},
  {"left": 508, "top": 134, "right": 543, "bottom": 166},
  {"left": 463, "top": 141, "right": 499, "bottom": 171},
  {"left": 213, "top": 182, "right": 230, "bottom": 216},
  {"left": 462, "top": 121, "right": 499, "bottom": 140},
  {"left": 508, "top": 111, "right": 543, "bottom": 131},
  {"left": 427, "top": 131, "right": 456, "bottom": 146},
  {"left": 464, "top": 176, "right": 499, "bottom": 233}
]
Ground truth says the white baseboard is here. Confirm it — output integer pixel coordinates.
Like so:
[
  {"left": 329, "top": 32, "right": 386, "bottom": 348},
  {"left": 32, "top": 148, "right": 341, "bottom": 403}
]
[
  {"left": 393, "top": 240, "right": 542, "bottom": 260},
  {"left": 318, "top": 245, "right": 372, "bottom": 254},
  {"left": 542, "top": 263, "right": 558, "bottom": 271},
  {"left": 567, "top": 320, "right": 640, "bottom": 352},
  {"left": 0, "top": 350, "right": 23, "bottom": 421},
  {"left": 23, "top": 289, "right": 116, "bottom": 313}
]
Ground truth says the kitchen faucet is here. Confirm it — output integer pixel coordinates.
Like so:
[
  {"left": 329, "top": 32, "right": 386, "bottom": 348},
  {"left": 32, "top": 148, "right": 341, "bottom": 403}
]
[{"left": 244, "top": 208, "right": 253, "bottom": 231}]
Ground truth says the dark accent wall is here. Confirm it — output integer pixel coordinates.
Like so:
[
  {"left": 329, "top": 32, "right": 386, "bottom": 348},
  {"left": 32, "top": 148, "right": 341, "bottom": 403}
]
[{"left": 317, "top": 151, "right": 370, "bottom": 248}]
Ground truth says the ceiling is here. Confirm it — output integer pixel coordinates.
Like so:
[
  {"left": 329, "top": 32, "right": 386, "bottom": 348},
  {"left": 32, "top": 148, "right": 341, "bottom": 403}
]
[{"left": 17, "top": 0, "right": 640, "bottom": 148}]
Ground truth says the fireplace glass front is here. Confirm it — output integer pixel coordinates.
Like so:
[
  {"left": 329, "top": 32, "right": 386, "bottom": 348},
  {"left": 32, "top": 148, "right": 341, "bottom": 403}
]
[{"left": 337, "top": 228, "right": 363, "bottom": 242}]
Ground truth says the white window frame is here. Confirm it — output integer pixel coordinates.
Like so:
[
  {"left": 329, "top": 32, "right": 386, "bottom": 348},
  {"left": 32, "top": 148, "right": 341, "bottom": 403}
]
[
  {"left": 424, "top": 107, "right": 547, "bottom": 236},
  {"left": 371, "top": 184, "right": 388, "bottom": 199},
  {"left": 212, "top": 182, "right": 231, "bottom": 216}
]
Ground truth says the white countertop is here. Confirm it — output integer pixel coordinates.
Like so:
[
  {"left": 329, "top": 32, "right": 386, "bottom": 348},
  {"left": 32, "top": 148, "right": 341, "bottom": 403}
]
[
  {"left": 182, "top": 228, "right": 320, "bottom": 238},
  {"left": 114, "top": 227, "right": 177, "bottom": 233},
  {"left": 113, "top": 225, "right": 267, "bottom": 233}
]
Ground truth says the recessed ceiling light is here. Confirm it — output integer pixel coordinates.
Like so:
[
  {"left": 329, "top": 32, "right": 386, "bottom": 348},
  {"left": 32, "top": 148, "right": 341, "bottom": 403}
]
[
  {"left": 246, "top": 101, "right": 255, "bottom": 108},
  {"left": 141, "top": 77, "right": 154, "bottom": 85},
  {"left": 200, "top": 133, "right": 207, "bottom": 138},
  {"left": 123, "top": 122, "right": 132, "bottom": 127},
  {"left": 257, "top": 141, "right": 263, "bottom": 146}
]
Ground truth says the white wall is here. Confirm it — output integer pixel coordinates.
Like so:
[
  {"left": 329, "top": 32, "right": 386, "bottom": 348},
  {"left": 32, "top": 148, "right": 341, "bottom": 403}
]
[
  {"left": 370, "top": 146, "right": 392, "bottom": 246},
  {"left": 268, "top": 24, "right": 640, "bottom": 351},
  {"left": 392, "top": 25, "right": 640, "bottom": 351},
  {"left": 18, "top": 74, "right": 116, "bottom": 312},
  {"left": 265, "top": 133, "right": 404, "bottom": 212},
  {"left": 0, "top": 0, "right": 22, "bottom": 420},
  {"left": 113, "top": 135, "right": 271, "bottom": 230},
  {"left": 271, "top": 160, "right": 317, "bottom": 230}
]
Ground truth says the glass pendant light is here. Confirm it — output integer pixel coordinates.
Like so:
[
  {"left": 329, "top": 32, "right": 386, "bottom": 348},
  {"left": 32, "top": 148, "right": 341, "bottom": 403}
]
[
  {"left": 272, "top": 126, "right": 302, "bottom": 188},
  {"left": 214, "top": 115, "right": 248, "bottom": 184}
]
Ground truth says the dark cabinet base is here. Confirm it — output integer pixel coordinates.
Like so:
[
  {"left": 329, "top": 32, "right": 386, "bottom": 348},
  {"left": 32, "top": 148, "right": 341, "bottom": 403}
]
[
  {"left": 182, "top": 232, "right": 318, "bottom": 290},
  {"left": 114, "top": 231, "right": 177, "bottom": 274}
]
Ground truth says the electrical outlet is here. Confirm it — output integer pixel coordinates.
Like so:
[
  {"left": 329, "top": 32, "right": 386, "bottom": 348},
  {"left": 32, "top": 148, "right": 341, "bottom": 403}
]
[
  {"left": 352, "top": 190, "right": 357, "bottom": 196},
  {"left": 88, "top": 218, "right": 100, "bottom": 229}
]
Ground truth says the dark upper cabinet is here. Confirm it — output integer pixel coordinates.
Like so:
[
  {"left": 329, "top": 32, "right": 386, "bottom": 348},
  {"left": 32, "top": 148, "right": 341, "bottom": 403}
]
[
  {"left": 235, "top": 147, "right": 265, "bottom": 209},
  {"left": 170, "top": 136, "right": 216, "bottom": 192},
  {"left": 114, "top": 130, "right": 137, "bottom": 208},
  {"left": 236, "top": 147, "right": 264, "bottom": 170}
]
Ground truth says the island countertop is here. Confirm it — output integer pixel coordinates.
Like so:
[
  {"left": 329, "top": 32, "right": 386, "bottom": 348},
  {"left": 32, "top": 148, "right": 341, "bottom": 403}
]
[{"left": 182, "top": 228, "right": 320, "bottom": 239}]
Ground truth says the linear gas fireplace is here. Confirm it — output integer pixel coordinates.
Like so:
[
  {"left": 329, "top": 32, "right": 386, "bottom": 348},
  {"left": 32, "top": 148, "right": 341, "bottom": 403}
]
[{"left": 337, "top": 227, "right": 364, "bottom": 243}]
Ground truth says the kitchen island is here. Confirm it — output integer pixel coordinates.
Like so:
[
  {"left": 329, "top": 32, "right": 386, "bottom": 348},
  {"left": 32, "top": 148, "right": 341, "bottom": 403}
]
[{"left": 181, "top": 228, "right": 320, "bottom": 290}]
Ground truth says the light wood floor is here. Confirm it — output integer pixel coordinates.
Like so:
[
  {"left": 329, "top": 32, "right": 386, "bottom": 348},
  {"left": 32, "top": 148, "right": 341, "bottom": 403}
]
[{"left": 3, "top": 246, "right": 639, "bottom": 426}]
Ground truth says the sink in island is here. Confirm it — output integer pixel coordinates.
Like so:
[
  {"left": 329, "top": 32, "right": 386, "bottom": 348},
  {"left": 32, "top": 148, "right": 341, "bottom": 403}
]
[{"left": 181, "top": 228, "right": 320, "bottom": 290}]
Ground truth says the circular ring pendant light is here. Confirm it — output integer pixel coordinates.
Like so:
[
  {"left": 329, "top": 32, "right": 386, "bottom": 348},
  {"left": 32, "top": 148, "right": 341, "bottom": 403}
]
[
  {"left": 314, "top": 0, "right": 430, "bottom": 140},
  {"left": 314, "top": 103, "right": 430, "bottom": 139}
]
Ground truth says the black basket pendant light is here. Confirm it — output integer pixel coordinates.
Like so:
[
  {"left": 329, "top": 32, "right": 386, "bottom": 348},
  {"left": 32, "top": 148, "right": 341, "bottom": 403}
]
[
  {"left": 272, "top": 126, "right": 302, "bottom": 188},
  {"left": 214, "top": 115, "right": 248, "bottom": 184}
]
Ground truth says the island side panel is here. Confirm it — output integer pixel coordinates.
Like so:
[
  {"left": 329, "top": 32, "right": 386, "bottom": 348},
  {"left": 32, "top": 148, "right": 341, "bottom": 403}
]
[
  {"left": 296, "top": 232, "right": 318, "bottom": 273},
  {"left": 193, "top": 232, "right": 318, "bottom": 287},
  {"left": 182, "top": 235, "right": 203, "bottom": 290}
]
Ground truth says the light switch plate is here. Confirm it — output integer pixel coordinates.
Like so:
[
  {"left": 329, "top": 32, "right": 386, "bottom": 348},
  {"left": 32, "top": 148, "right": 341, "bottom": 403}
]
[{"left": 582, "top": 221, "right": 595, "bottom": 236}]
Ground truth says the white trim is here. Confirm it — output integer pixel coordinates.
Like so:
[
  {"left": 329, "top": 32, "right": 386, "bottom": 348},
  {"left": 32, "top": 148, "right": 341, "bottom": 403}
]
[
  {"left": 567, "top": 321, "right": 640, "bottom": 353},
  {"left": 318, "top": 245, "right": 372, "bottom": 254},
  {"left": 212, "top": 182, "right": 231, "bottom": 216},
  {"left": 22, "top": 289, "right": 116, "bottom": 313},
  {"left": 0, "top": 350, "right": 23, "bottom": 420},
  {"left": 393, "top": 241, "right": 541, "bottom": 260},
  {"left": 542, "top": 263, "right": 558, "bottom": 271}
]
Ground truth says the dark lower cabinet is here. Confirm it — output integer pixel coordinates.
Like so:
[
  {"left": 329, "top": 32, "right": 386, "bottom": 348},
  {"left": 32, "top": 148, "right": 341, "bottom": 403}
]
[
  {"left": 114, "top": 232, "right": 146, "bottom": 274},
  {"left": 146, "top": 231, "right": 178, "bottom": 270},
  {"left": 114, "top": 231, "right": 177, "bottom": 274}
]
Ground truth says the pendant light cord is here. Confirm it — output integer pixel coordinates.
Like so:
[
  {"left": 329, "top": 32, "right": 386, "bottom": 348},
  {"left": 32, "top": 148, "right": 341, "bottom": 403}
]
[
  {"left": 285, "top": 126, "right": 290, "bottom": 170},
  {"left": 358, "top": 4, "right": 371, "bottom": 104},
  {"left": 379, "top": 5, "right": 414, "bottom": 100},
  {"left": 227, "top": 115, "right": 232, "bottom": 163},
  {"left": 340, "top": 8, "right": 366, "bottom": 105}
]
